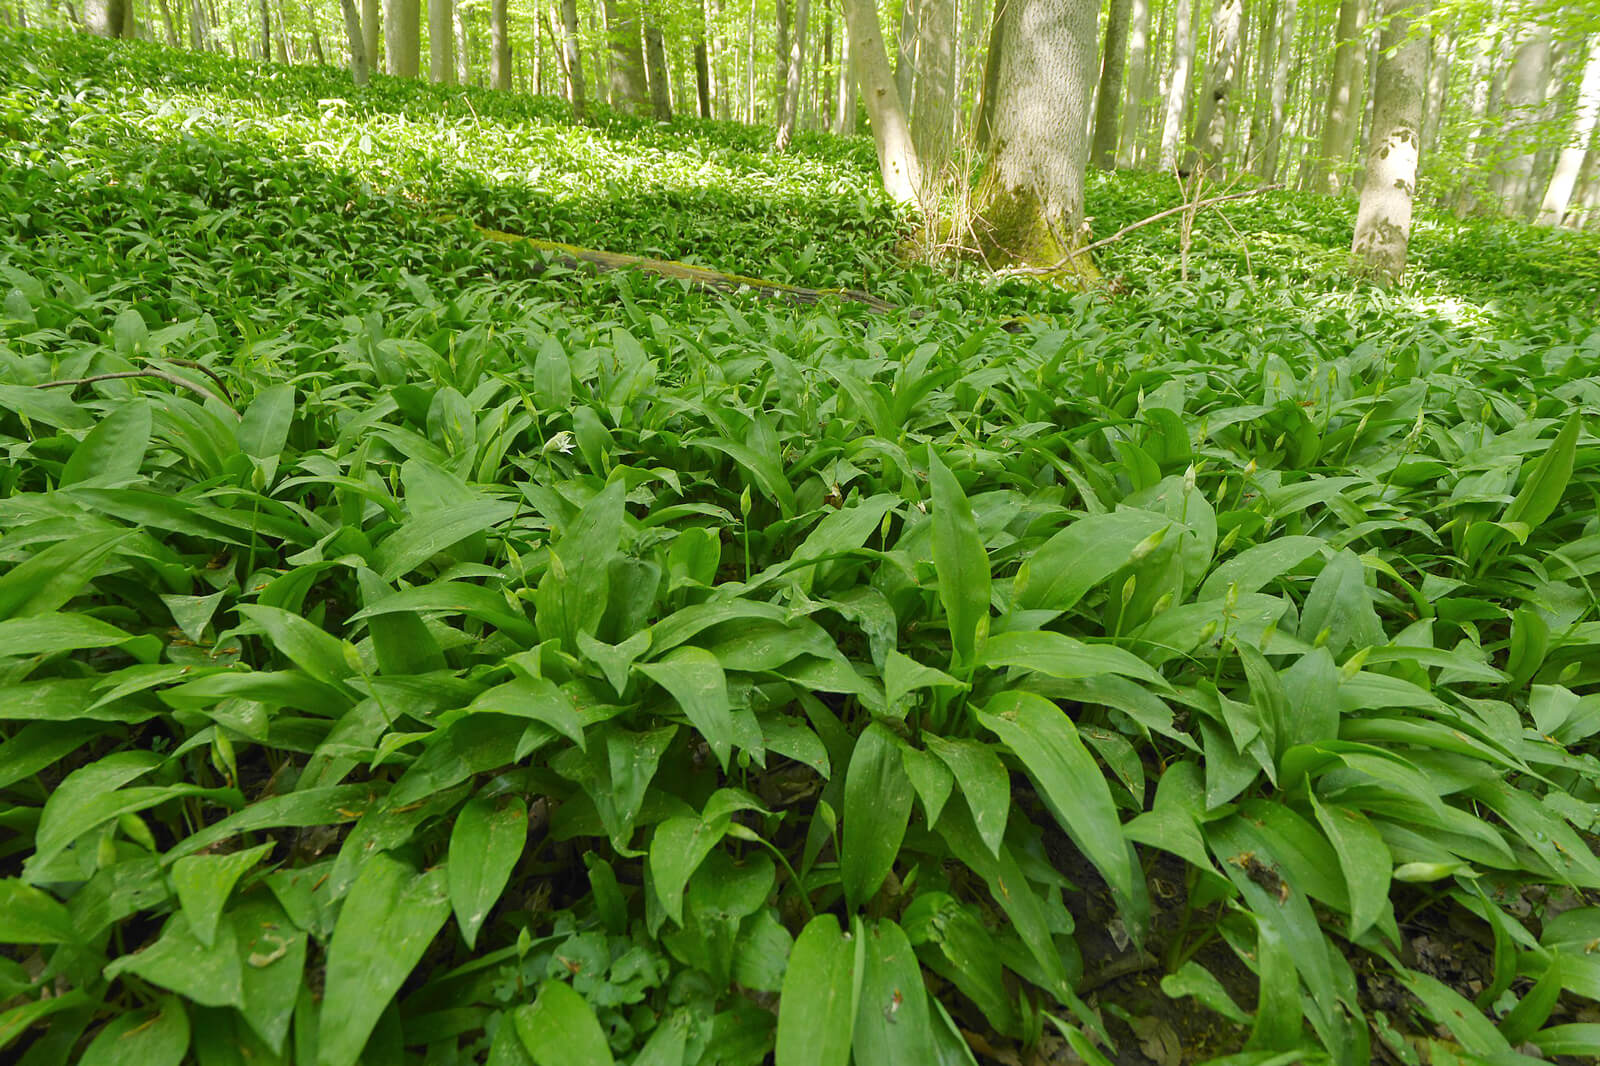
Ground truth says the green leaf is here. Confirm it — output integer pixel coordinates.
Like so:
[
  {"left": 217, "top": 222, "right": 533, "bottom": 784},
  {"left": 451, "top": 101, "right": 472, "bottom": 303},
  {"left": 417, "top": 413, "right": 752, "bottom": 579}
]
[
  {"left": 514, "top": 980, "right": 615, "bottom": 1066},
  {"left": 1308, "top": 792, "right": 1390, "bottom": 940},
  {"left": 232, "top": 899, "right": 307, "bottom": 1054},
  {"left": 977, "top": 690, "right": 1138, "bottom": 906},
  {"left": 638, "top": 647, "right": 735, "bottom": 771},
  {"left": 0, "top": 879, "right": 75, "bottom": 944},
  {"left": 103, "top": 912, "right": 244, "bottom": 1008},
  {"left": 980, "top": 628, "right": 1168, "bottom": 688},
  {"left": 534, "top": 477, "right": 626, "bottom": 648},
  {"left": 448, "top": 794, "right": 528, "bottom": 949},
  {"left": 80, "top": 996, "right": 189, "bottom": 1066},
  {"left": 235, "top": 383, "right": 295, "bottom": 459},
  {"left": 0, "top": 530, "right": 128, "bottom": 621},
  {"left": 467, "top": 678, "right": 586, "bottom": 749},
  {"left": 1161, "top": 961, "right": 1252, "bottom": 1026},
  {"left": 61, "top": 399, "right": 151, "bottom": 485},
  {"left": 171, "top": 842, "right": 273, "bottom": 947},
  {"left": 350, "top": 580, "right": 538, "bottom": 643},
  {"left": 842, "top": 722, "right": 915, "bottom": 909},
  {"left": 533, "top": 335, "right": 574, "bottom": 410},
  {"left": 924, "top": 735, "right": 1008, "bottom": 857},
  {"left": 375, "top": 499, "right": 518, "bottom": 582},
  {"left": 649, "top": 814, "right": 728, "bottom": 925},
  {"left": 0, "top": 989, "right": 93, "bottom": 1054},
  {"left": 852, "top": 918, "right": 936, "bottom": 1065},
  {"left": 927, "top": 446, "right": 990, "bottom": 671},
  {"left": 1015, "top": 509, "right": 1171, "bottom": 614},
  {"left": 236, "top": 604, "right": 357, "bottom": 688},
  {"left": 317, "top": 856, "right": 450, "bottom": 1066},
  {"left": 1503, "top": 413, "right": 1580, "bottom": 531}
]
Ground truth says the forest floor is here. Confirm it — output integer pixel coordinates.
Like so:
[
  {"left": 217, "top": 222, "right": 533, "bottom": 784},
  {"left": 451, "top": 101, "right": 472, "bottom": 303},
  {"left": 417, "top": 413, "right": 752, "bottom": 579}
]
[{"left": 4, "top": 26, "right": 1600, "bottom": 1066}]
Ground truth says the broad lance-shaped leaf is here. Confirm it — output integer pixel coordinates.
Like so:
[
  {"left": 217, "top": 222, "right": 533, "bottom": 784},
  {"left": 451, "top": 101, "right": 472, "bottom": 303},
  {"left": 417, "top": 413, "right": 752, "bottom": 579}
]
[
  {"left": 852, "top": 918, "right": 936, "bottom": 1066},
  {"left": 534, "top": 477, "right": 626, "bottom": 649},
  {"left": 60, "top": 399, "right": 151, "bottom": 486},
  {"left": 79, "top": 995, "right": 189, "bottom": 1066},
  {"left": 637, "top": 647, "right": 735, "bottom": 771},
  {"left": 1504, "top": 412, "right": 1580, "bottom": 532},
  {"left": 1014, "top": 509, "right": 1172, "bottom": 615},
  {"left": 841, "top": 722, "right": 915, "bottom": 910},
  {"left": 514, "top": 980, "right": 615, "bottom": 1066},
  {"left": 976, "top": 691, "right": 1139, "bottom": 906},
  {"left": 979, "top": 628, "right": 1169, "bottom": 688},
  {"left": 317, "top": 856, "right": 450, "bottom": 1066},
  {"left": 927, "top": 446, "right": 989, "bottom": 672},
  {"left": 375, "top": 498, "right": 518, "bottom": 582},
  {"left": 775, "top": 915, "right": 856, "bottom": 1066},
  {"left": 0, "top": 879, "right": 76, "bottom": 944},
  {"left": 448, "top": 794, "right": 528, "bottom": 949},
  {"left": 171, "top": 841, "right": 273, "bottom": 947}
]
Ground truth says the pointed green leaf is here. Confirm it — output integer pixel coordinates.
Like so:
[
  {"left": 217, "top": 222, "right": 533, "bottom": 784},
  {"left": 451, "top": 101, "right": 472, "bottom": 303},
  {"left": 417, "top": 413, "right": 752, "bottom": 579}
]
[
  {"left": 928, "top": 447, "right": 989, "bottom": 671},
  {"left": 514, "top": 980, "right": 615, "bottom": 1066},
  {"left": 448, "top": 794, "right": 528, "bottom": 949},
  {"left": 842, "top": 722, "right": 915, "bottom": 909}
]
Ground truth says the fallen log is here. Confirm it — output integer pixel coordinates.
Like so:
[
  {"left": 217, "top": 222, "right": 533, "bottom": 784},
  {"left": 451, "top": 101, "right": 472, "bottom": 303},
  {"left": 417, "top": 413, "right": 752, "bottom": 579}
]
[{"left": 469, "top": 224, "right": 901, "bottom": 314}]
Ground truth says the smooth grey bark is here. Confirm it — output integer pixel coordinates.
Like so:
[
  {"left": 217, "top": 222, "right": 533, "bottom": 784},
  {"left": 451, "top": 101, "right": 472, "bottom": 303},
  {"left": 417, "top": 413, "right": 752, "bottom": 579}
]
[
  {"left": 1352, "top": 0, "right": 1427, "bottom": 284},
  {"left": 385, "top": 0, "right": 419, "bottom": 77},
  {"left": 975, "top": 0, "right": 1098, "bottom": 268},
  {"left": 1115, "top": 0, "right": 1151, "bottom": 167},
  {"left": 645, "top": 22, "right": 671, "bottom": 116},
  {"left": 491, "top": 0, "right": 510, "bottom": 89},
  {"left": 839, "top": 0, "right": 923, "bottom": 204},
  {"left": 1538, "top": 35, "right": 1600, "bottom": 226},
  {"left": 695, "top": 0, "right": 713, "bottom": 117},
  {"left": 1091, "top": 0, "right": 1133, "bottom": 169},
  {"left": 972, "top": 0, "right": 1007, "bottom": 151},
  {"left": 835, "top": 13, "right": 857, "bottom": 133},
  {"left": 85, "top": 0, "right": 128, "bottom": 37},
  {"left": 909, "top": 0, "right": 954, "bottom": 184},
  {"left": 1420, "top": 25, "right": 1450, "bottom": 155},
  {"left": 1312, "top": 0, "right": 1370, "bottom": 193},
  {"left": 777, "top": 0, "right": 809, "bottom": 147},
  {"left": 454, "top": 0, "right": 472, "bottom": 82},
  {"left": 303, "top": 0, "right": 327, "bottom": 63},
  {"left": 556, "top": 0, "right": 587, "bottom": 115},
  {"left": 1186, "top": 0, "right": 1245, "bottom": 173},
  {"left": 1258, "top": 0, "right": 1295, "bottom": 180},
  {"left": 362, "top": 0, "right": 379, "bottom": 72},
  {"left": 775, "top": 0, "right": 790, "bottom": 119},
  {"left": 603, "top": 0, "right": 649, "bottom": 112},
  {"left": 189, "top": 0, "right": 206, "bottom": 48},
  {"left": 1157, "top": 0, "right": 1193, "bottom": 172},
  {"left": 894, "top": 0, "right": 920, "bottom": 109},
  {"left": 1494, "top": 22, "right": 1552, "bottom": 216},
  {"left": 340, "top": 0, "right": 369, "bottom": 83},
  {"left": 258, "top": 0, "right": 271, "bottom": 57},
  {"left": 429, "top": 0, "right": 455, "bottom": 83}
]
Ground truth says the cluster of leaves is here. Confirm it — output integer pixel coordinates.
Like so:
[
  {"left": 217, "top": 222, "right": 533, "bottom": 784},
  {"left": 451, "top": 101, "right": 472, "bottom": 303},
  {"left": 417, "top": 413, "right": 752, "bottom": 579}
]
[{"left": 5, "top": 26, "right": 1600, "bottom": 1066}]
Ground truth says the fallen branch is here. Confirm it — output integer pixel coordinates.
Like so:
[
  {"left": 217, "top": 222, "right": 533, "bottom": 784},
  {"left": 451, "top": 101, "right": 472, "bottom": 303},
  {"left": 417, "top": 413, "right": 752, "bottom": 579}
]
[
  {"left": 998, "top": 184, "right": 1283, "bottom": 278},
  {"left": 468, "top": 224, "right": 902, "bottom": 313},
  {"left": 36, "top": 370, "right": 237, "bottom": 415}
]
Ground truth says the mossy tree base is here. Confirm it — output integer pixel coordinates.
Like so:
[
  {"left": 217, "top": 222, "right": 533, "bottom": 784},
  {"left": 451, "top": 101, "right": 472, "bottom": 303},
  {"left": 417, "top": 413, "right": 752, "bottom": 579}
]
[{"left": 970, "top": 175, "right": 1101, "bottom": 286}]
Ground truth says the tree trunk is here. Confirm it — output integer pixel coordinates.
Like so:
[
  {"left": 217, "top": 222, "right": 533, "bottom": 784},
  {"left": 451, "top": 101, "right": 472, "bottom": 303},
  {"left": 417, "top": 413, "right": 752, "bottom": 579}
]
[
  {"left": 1185, "top": 0, "right": 1245, "bottom": 173},
  {"left": 1419, "top": 25, "right": 1449, "bottom": 155},
  {"left": 894, "top": 0, "right": 920, "bottom": 109},
  {"left": 362, "top": 0, "right": 380, "bottom": 72},
  {"left": 1351, "top": 0, "right": 1426, "bottom": 284},
  {"left": 430, "top": 0, "right": 455, "bottom": 83},
  {"left": 1258, "top": 0, "right": 1296, "bottom": 180},
  {"left": 491, "top": 0, "right": 510, "bottom": 89},
  {"left": 1091, "top": 0, "right": 1133, "bottom": 169},
  {"left": 839, "top": 0, "right": 923, "bottom": 204},
  {"left": 604, "top": 0, "right": 649, "bottom": 113},
  {"left": 909, "top": 0, "right": 953, "bottom": 183},
  {"left": 974, "top": 0, "right": 1098, "bottom": 270},
  {"left": 1114, "top": 0, "right": 1150, "bottom": 167},
  {"left": 1537, "top": 35, "right": 1600, "bottom": 226},
  {"left": 1494, "top": 23, "right": 1552, "bottom": 217},
  {"left": 189, "top": 0, "right": 205, "bottom": 48},
  {"left": 258, "top": 0, "right": 271, "bottom": 58},
  {"left": 455, "top": 1, "right": 472, "bottom": 82},
  {"left": 153, "top": 0, "right": 176, "bottom": 44},
  {"left": 1311, "top": 0, "right": 1370, "bottom": 194},
  {"left": 695, "top": 0, "right": 713, "bottom": 117},
  {"left": 775, "top": 0, "right": 791, "bottom": 123},
  {"left": 339, "top": 0, "right": 369, "bottom": 83},
  {"left": 972, "top": 0, "right": 1007, "bottom": 150},
  {"left": 776, "top": 0, "right": 809, "bottom": 147},
  {"left": 386, "top": 0, "right": 419, "bottom": 77},
  {"left": 1157, "top": 0, "right": 1193, "bottom": 172},
  {"left": 835, "top": 13, "right": 856, "bottom": 133},
  {"left": 645, "top": 22, "right": 672, "bottom": 117},
  {"left": 557, "top": 0, "right": 587, "bottom": 115}
]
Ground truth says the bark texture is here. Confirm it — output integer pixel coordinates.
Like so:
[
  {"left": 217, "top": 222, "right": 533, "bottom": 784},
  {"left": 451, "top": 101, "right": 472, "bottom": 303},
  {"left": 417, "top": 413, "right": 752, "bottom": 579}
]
[
  {"left": 1115, "top": 0, "right": 1151, "bottom": 168},
  {"left": 558, "top": 0, "right": 588, "bottom": 116},
  {"left": 1351, "top": 0, "right": 1426, "bottom": 285},
  {"left": 429, "top": 0, "right": 455, "bottom": 83},
  {"left": 362, "top": 0, "right": 380, "bottom": 72},
  {"left": 491, "top": 0, "right": 511, "bottom": 89},
  {"left": 1494, "top": 23, "right": 1552, "bottom": 216},
  {"left": 1091, "top": 0, "right": 1133, "bottom": 169},
  {"left": 1258, "top": 0, "right": 1295, "bottom": 179},
  {"left": 340, "top": 0, "right": 370, "bottom": 84},
  {"left": 386, "top": 0, "right": 420, "bottom": 78},
  {"left": 604, "top": 0, "right": 649, "bottom": 113},
  {"left": 974, "top": 0, "right": 1098, "bottom": 272},
  {"left": 645, "top": 22, "right": 672, "bottom": 117},
  {"left": 839, "top": 0, "right": 923, "bottom": 204},
  {"left": 1538, "top": 35, "right": 1600, "bottom": 226},
  {"left": 777, "top": 0, "right": 810, "bottom": 148},
  {"left": 84, "top": 0, "right": 130, "bottom": 36},
  {"left": 1185, "top": 0, "right": 1245, "bottom": 173},
  {"left": 1157, "top": 0, "right": 1193, "bottom": 172},
  {"left": 1311, "top": 0, "right": 1370, "bottom": 193},
  {"left": 909, "top": 0, "right": 954, "bottom": 186}
]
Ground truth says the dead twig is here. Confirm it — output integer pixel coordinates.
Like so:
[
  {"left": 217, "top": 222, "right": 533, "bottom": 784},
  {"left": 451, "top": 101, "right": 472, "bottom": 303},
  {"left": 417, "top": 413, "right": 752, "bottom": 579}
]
[
  {"left": 35, "top": 370, "right": 238, "bottom": 415},
  {"left": 996, "top": 183, "right": 1283, "bottom": 279}
]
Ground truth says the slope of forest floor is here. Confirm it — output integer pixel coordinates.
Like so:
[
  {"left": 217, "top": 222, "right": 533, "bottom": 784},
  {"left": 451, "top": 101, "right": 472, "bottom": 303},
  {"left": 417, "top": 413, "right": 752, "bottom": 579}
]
[{"left": 4, "top": 27, "right": 1600, "bottom": 1066}]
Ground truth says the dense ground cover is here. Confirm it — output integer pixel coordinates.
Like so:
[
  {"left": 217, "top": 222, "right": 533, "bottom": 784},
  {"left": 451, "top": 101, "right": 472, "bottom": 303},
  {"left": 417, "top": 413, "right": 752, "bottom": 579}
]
[{"left": 4, "top": 27, "right": 1600, "bottom": 1066}]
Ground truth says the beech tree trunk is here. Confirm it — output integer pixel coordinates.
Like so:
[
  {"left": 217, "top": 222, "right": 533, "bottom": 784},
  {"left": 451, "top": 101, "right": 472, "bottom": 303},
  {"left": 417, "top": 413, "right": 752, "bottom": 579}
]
[
  {"left": 1091, "top": 0, "right": 1133, "bottom": 169},
  {"left": 645, "top": 22, "right": 671, "bottom": 117},
  {"left": 972, "top": 0, "right": 1007, "bottom": 150},
  {"left": 154, "top": 0, "right": 176, "bottom": 44},
  {"left": 86, "top": 0, "right": 128, "bottom": 36},
  {"left": 1258, "top": 0, "right": 1295, "bottom": 180},
  {"left": 455, "top": 1, "right": 472, "bottom": 82},
  {"left": 189, "top": 0, "right": 206, "bottom": 48},
  {"left": 1157, "top": 0, "right": 1193, "bottom": 172},
  {"left": 604, "top": 0, "right": 649, "bottom": 113},
  {"left": 776, "top": 0, "right": 809, "bottom": 148},
  {"left": 259, "top": 0, "right": 271, "bottom": 58},
  {"left": 1311, "top": 0, "right": 1370, "bottom": 193},
  {"left": 1185, "top": 0, "right": 1245, "bottom": 173},
  {"left": 1537, "top": 35, "right": 1600, "bottom": 226},
  {"left": 430, "top": 0, "right": 455, "bottom": 83},
  {"left": 340, "top": 0, "right": 369, "bottom": 84},
  {"left": 558, "top": 0, "right": 588, "bottom": 116},
  {"left": 839, "top": 0, "right": 923, "bottom": 204},
  {"left": 909, "top": 0, "right": 953, "bottom": 185},
  {"left": 385, "top": 0, "right": 419, "bottom": 77},
  {"left": 1420, "top": 26, "right": 1450, "bottom": 155},
  {"left": 974, "top": 0, "right": 1098, "bottom": 271},
  {"left": 362, "top": 0, "right": 379, "bottom": 72},
  {"left": 1115, "top": 0, "right": 1150, "bottom": 168},
  {"left": 894, "top": 0, "right": 920, "bottom": 109},
  {"left": 491, "top": 0, "right": 510, "bottom": 89},
  {"left": 1493, "top": 23, "right": 1552, "bottom": 216},
  {"left": 835, "top": 14, "right": 856, "bottom": 133},
  {"left": 1351, "top": 0, "right": 1426, "bottom": 285},
  {"left": 695, "top": 0, "right": 713, "bottom": 118}
]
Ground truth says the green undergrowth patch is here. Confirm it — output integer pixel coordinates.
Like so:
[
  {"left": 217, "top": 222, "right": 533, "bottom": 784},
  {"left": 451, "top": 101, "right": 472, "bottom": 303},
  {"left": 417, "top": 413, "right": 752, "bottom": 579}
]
[{"left": 5, "top": 26, "right": 1600, "bottom": 1066}]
